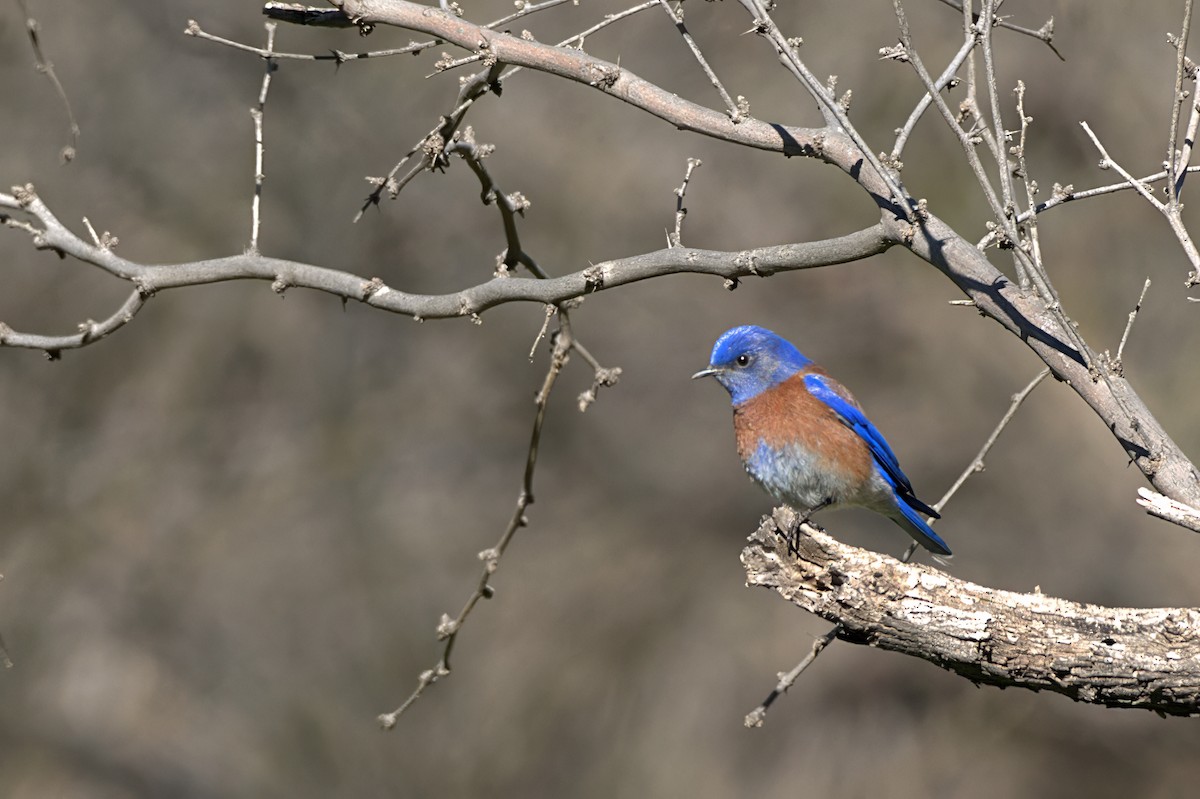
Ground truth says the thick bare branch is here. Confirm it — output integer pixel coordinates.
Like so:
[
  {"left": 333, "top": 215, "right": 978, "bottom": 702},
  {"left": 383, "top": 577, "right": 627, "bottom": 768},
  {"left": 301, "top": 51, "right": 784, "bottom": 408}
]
[
  {"left": 271, "top": 1, "right": 828, "bottom": 159},
  {"left": 744, "top": 508, "right": 1200, "bottom": 717}
]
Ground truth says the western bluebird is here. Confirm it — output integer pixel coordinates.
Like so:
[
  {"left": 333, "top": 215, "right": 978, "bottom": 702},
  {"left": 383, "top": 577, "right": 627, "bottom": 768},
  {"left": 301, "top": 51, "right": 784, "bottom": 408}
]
[{"left": 693, "top": 325, "right": 951, "bottom": 556}]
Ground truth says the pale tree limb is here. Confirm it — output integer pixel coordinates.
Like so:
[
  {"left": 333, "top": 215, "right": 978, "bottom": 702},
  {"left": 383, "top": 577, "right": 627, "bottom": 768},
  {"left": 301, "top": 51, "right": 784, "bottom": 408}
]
[
  {"left": 1138, "top": 487, "right": 1200, "bottom": 534},
  {"left": 744, "top": 507, "right": 1200, "bottom": 718}
]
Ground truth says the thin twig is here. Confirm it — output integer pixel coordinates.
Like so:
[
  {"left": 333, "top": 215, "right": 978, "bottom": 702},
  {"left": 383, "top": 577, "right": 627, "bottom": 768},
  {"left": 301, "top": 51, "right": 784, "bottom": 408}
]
[
  {"left": 1113, "top": 278, "right": 1151, "bottom": 373},
  {"left": 354, "top": 1, "right": 659, "bottom": 221},
  {"left": 16, "top": 0, "right": 79, "bottom": 162},
  {"left": 668, "top": 158, "right": 701, "bottom": 248},
  {"left": 431, "top": 1, "right": 659, "bottom": 75},
  {"left": 249, "top": 23, "right": 277, "bottom": 254},
  {"left": 745, "top": 620, "right": 840, "bottom": 727},
  {"left": 891, "top": 2, "right": 1005, "bottom": 224},
  {"left": 979, "top": 0, "right": 1028, "bottom": 287},
  {"left": 1167, "top": 0, "right": 1195, "bottom": 200},
  {"left": 978, "top": 166, "right": 1200, "bottom": 249},
  {"left": 657, "top": 0, "right": 742, "bottom": 121},
  {"left": 1011, "top": 81, "right": 1044, "bottom": 291},
  {"left": 933, "top": 0, "right": 1063, "bottom": 59},
  {"left": 1081, "top": 121, "right": 1200, "bottom": 282},
  {"left": 736, "top": 0, "right": 913, "bottom": 220},
  {"left": 1173, "top": 71, "right": 1200, "bottom": 205},
  {"left": 0, "top": 289, "right": 146, "bottom": 358},
  {"left": 444, "top": 128, "right": 536, "bottom": 274},
  {"left": 378, "top": 320, "right": 572, "bottom": 728},
  {"left": 895, "top": 0, "right": 1096, "bottom": 379},
  {"left": 890, "top": 33, "right": 977, "bottom": 160},
  {"left": 934, "top": 368, "right": 1051, "bottom": 513}
]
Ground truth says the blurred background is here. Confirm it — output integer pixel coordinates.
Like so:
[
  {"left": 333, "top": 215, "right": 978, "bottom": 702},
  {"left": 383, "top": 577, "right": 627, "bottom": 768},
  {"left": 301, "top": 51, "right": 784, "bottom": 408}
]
[{"left": 2, "top": 1, "right": 1199, "bottom": 796}]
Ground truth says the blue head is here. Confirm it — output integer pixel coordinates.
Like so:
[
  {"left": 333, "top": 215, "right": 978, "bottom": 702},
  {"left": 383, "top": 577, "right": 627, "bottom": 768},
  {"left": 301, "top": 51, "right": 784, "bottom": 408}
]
[{"left": 692, "top": 325, "right": 812, "bottom": 405}]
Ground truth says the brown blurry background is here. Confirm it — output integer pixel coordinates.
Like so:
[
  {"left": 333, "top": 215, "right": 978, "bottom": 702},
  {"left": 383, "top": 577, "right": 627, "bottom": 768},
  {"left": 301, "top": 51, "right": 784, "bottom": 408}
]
[{"left": 2, "top": 1, "right": 1200, "bottom": 796}]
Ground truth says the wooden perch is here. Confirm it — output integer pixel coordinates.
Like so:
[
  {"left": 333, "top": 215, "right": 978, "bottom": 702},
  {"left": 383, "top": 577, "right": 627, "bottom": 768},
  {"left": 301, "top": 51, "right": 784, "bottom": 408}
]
[{"left": 742, "top": 507, "right": 1200, "bottom": 717}]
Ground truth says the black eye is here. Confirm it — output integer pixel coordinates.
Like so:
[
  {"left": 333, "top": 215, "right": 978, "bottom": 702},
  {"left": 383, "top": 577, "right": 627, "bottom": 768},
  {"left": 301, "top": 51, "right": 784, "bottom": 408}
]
[{"left": 735, "top": 354, "right": 751, "bottom": 367}]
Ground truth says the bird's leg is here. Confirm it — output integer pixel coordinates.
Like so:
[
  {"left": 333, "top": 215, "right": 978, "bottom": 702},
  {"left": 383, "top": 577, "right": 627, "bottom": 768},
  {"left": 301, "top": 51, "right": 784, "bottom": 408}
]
[{"left": 783, "top": 499, "right": 832, "bottom": 555}]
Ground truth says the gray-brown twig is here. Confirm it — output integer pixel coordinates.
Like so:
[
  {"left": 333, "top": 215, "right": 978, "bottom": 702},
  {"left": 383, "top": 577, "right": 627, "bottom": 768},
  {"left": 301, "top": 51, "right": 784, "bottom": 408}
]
[
  {"left": 16, "top": 0, "right": 79, "bottom": 162},
  {"left": 668, "top": 157, "right": 701, "bottom": 248},
  {"left": 379, "top": 317, "right": 574, "bottom": 728},
  {"left": 249, "top": 23, "right": 277, "bottom": 254}
]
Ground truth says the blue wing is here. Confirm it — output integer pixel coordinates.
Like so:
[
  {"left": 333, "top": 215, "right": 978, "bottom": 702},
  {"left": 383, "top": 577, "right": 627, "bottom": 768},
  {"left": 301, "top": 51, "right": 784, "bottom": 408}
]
[{"left": 802, "top": 373, "right": 940, "bottom": 520}]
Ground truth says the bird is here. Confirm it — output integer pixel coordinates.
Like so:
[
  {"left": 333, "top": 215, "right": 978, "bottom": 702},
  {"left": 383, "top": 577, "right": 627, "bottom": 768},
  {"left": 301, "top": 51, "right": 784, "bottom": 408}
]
[{"left": 692, "top": 325, "right": 951, "bottom": 556}]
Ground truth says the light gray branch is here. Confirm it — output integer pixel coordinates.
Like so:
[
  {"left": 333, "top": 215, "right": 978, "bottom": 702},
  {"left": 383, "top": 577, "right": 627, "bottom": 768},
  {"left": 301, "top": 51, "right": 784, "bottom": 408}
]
[
  {"left": 744, "top": 508, "right": 1200, "bottom": 717},
  {"left": 0, "top": 186, "right": 890, "bottom": 345}
]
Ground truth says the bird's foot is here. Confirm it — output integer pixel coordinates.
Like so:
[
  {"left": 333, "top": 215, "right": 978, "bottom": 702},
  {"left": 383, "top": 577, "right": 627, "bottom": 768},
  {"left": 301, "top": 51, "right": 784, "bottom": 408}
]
[
  {"left": 772, "top": 503, "right": 830, "bottom": 554},
  {"left": 779, "top": 501, "right": 829, "bottom": 556}
]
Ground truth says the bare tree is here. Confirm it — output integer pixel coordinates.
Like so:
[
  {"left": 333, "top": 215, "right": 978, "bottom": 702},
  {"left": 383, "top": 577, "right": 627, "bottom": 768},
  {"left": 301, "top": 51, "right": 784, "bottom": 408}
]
[{"left": 4, "top": 2, "right": 1200, "bottom": 789}]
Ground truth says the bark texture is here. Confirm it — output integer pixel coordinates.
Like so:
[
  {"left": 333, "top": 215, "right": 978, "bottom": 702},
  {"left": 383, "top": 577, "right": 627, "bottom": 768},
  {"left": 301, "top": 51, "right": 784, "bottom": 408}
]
[{"left": 743, "top": 508, "right": 1200, "bottom": 717}]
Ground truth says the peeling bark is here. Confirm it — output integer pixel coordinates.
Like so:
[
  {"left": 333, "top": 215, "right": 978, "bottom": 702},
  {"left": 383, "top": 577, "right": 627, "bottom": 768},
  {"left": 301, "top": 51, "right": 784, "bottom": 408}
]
[{"left": 743, "top": 508, "right": 1200, "bottom": 717}]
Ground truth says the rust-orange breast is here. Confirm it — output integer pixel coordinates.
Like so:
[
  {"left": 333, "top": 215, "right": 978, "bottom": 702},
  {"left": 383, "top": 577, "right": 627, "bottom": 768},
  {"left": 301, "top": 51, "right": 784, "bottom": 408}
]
[{"left": 733, "top": 369, "right": 873, "bottom": 485}]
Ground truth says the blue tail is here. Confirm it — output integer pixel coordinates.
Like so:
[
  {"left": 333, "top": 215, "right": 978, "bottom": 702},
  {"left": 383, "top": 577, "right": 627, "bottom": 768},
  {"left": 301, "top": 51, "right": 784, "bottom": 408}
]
[{"left": 891, "top": 496, "right": 952, "bottom": 556}]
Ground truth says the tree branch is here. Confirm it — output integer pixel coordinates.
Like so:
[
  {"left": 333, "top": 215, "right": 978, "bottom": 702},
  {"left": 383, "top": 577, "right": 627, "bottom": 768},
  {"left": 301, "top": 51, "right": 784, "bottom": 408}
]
[
  {"left": 744, "top": 508, "right": 1200, "bottom": 718},
  {"left": 0, "top": 185, "right": 891, "bottom": 342}
]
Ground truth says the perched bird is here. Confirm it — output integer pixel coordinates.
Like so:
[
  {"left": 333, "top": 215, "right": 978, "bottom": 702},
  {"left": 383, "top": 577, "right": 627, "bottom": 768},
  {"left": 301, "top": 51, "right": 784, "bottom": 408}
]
[{"left": 693, "top": 325, "right": 951, "bottom": 556}]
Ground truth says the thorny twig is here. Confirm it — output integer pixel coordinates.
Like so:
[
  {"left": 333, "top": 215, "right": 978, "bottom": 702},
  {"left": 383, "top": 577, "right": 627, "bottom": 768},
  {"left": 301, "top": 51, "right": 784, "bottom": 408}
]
[
  {"left": 1080, "top": 121, "right": 1200, "bottom": 285},
  {"left": 933, "top": 0, "right": 1063, "bottom": 60},
  {"left": 249, "top": 23, "right": 277, "bottom": 254},
  {"left": 1112, "top": 278, "right": 1152, "bottom": 375},
  {"left": 1166, "top": 0, "right": 1196, "bottom": 202},
  {"left": 657, "top": 0, "right": 742, "bottom": 122},
  {"left": 353, "top": 0, "right": 659, "bottom": 220},
  {"left": 16, "top": 0, "right": 79, "bottom": 162},
  {"left": 379, "top": 318, "right": 590, "bottom": 727},
  {"left": 737, "top": 0, "right": 913, "bottom": 220},
  {"left": 668, "top": 158, "right": 702, "bottom": 248}
]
